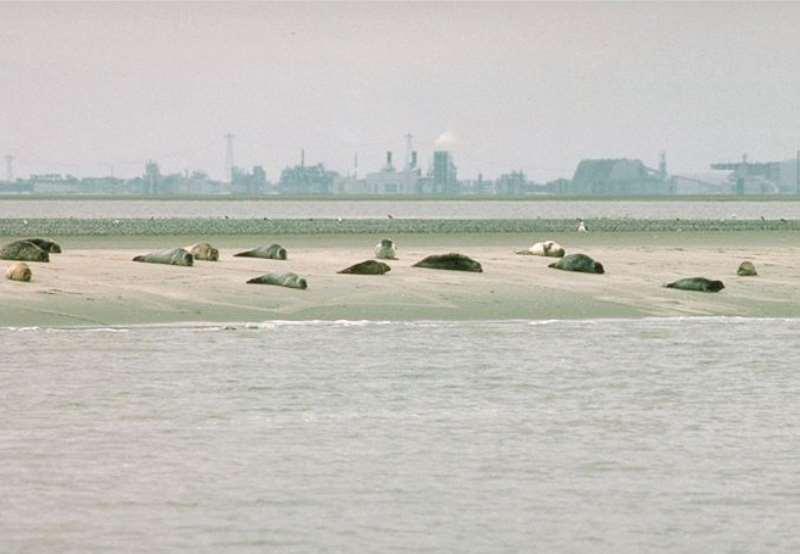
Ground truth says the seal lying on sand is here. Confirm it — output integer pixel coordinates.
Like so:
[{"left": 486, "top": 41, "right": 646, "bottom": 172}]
[
  {"left": 548, "top": 253, "right": 604, "bottom": 274},
  {"left": 413, "top": 253, "right": 482, "bottom": 272},
  {"left": 665, "top": 277, "right": 724, "bottom": 292},
  {"left": 132, "top": 248, "right": 193, "bottom": 266},
  {"left": 247, "top": 272, "right": 307, "bottom": 289},
  {"left": 186, "top": 242, "right": 219, "bottom": 261},
  {"left": 24, "top": 238, "right": 61, "bottom": 253},
  {"left": 516, "top": 240, "right": 565, "bottom": 258},
  {"left": 234, "top": 244, "right": 287, "bottom": 260},
  {"left": 0, "top": 240, "right": 49, "bottom": 262},
  {"left": 339, "top": 260, "right": 391, "bottom": 275},
  {"left": 374, "top": 239, "right": 398, "bottom": 260},
  {"left": 5, "top": 262, "right": 32, "bottom": 282},
  {"left": 737, "top": 261, "right": 757, "bottom": 276}
]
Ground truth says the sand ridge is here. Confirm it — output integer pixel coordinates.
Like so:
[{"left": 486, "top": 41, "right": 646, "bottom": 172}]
[{"left": 2, "top": 235, "right": 800, "bottom": 326}]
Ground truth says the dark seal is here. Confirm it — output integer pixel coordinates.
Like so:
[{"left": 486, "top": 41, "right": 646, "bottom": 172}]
[
  {"left": 132, "top": 248, "right": 193, "bottom": 266},
  {"left": 665, "top": 277, "right": 725, "bottom": 292},
  {"left": 548, "top": 253, "right": 604, "bottom": 274},
  {"left": 412, "top": 253, "right": 482, "bottom": 272},
  {"left": 247, "top": 272, "right": 308, "bottom": 289},
  {"left": 0, "top": 240, "right": 49, "bottom": 262},
  {"left": 338, "top": 260, "right": 391, "bottom": 275},
  {"left": 24, "top": 238, "right": 62, "bottom": 253},
  {"left": 234, "top": 244, "right": 287, "bottom": 260}
]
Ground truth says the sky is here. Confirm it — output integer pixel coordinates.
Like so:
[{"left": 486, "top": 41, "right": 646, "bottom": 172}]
[{"left": 1, "top": 2, "right": 799, "bottom": 182}]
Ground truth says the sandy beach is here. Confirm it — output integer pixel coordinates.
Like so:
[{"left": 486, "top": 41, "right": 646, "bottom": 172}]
[{"left": 2, "top": 231, "right": 800, "bottom": 326}]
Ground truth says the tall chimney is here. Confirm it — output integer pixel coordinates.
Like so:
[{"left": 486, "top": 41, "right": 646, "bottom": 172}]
[
  {"left": 386, "top": 151, "right": 392, "bottom": 167},
  {"left": 411, "top": 151, "right": 418, "bottom": 168}
]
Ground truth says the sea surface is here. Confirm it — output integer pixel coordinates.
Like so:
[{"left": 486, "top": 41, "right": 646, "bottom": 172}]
[
  {"left": 2, "top": 199, "right": 800, "bottom": 220},
  {"left": 2, "top": 318, "right": 799, "bottom": 552}
]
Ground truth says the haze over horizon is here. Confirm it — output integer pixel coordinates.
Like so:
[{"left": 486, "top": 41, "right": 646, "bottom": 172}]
[{"left": 2, "top": 2, "right": 799, "bottom": 182}]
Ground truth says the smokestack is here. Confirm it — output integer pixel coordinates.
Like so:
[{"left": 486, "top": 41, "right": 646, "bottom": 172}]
[
  {"left": 301, "top": 149, "right": 305, "bottom": 167},
  {"left": 411, "top": 151, "right": 418, "bottom": 168},
  {"left": 386, "top": 151, "right": 392, "bottom": 167}
]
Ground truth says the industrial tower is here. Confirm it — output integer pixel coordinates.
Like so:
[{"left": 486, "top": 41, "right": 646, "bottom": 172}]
[
  {"left": 4, "top": 154, "right": 14, "bottom": 182},
  {"left": 224, "top": 133, "right": 235, "bottom": 184}
]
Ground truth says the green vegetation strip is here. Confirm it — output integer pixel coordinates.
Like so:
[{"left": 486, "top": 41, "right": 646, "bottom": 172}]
[{"left": 1, "top": 218, "right": 799, "bottom": 236}]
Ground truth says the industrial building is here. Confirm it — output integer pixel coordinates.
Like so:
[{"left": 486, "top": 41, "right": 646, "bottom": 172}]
[
  {"left": 710, "top": 155, "right": 800, "bottom": 194},
  {"left": 565, "top": 157, "right": 672, "bottom": 195}
]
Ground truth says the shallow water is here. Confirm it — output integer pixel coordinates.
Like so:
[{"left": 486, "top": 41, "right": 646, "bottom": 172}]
[
  {"left": 2, "top": 199, "right": 800, "bottom": 220},
  {"left": 2, "top": 318, "right": 799, "bottom": 552}
]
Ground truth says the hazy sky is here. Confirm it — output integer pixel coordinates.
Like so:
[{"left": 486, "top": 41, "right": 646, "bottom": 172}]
[{"left": 2, "top": 2, "right": 799, "bottom": 181}]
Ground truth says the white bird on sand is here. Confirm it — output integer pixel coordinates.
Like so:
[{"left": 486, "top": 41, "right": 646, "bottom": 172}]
[{"left": 576, "top": 219, "right": 587, "bottom": 232}]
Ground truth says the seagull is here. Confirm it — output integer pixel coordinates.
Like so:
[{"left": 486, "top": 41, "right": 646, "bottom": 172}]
[
  {"left": 576, "top": 218, "right": 587, "bottom": 232},
  {"left": 387, "top": 214, "right": 394, "bottom": 220},
  {"left": 337, "top": 217, "right": 343, "bottom": 223}
]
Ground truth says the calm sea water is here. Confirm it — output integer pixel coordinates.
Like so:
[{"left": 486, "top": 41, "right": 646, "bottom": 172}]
[
  {"left": 2, "top": 199, "right": 800, "bottom": 220},
  {"left": 2, "top": 318, "right": 799, "bottom": 552}
]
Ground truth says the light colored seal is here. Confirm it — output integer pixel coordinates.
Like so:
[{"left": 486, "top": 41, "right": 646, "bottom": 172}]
[
  {"left": 186, "top": 243, "right": 219, "bottom": 261},
  {"left": 515, "top": 240, "right": 565, "bottom": 258},
  {"left": 5, "top": 262, "right": 32, "bottom": 282},
  {"left": 247, "top": 272, "right": 308, "bottom": 289},
  {"left": 737, "top": 261, "right": 757, "bottom": 276},
  {"left": 24, "top": 238, "right": 62, "bottom": 253},
  {"left": 339, "top": 260, "right": 391, "bottom": 275},
  {"left": 548, "top": 253, "right": 604, "bottom": 274},
  {"left": 413, "top": 253, "right": 483, "bottom": 272},
  {"left": 0, "top": 240, "right": 49, "bottom": 262},
  {"left": 234, "top": 244, "right": 287, "bottom": 260},
  {"left": 665, "top": 277, "right": 724, "bottom": 292},
  {"left": 374, "top": 239, "right": 398, "bottom": 260},
  {"left": 132, "top": 248, "right": 193, "bottom": 266}
]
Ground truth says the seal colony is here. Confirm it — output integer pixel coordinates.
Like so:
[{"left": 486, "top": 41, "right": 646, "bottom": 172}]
[{"left": 4, "top": 233, "right": 755, "bottom": 321}]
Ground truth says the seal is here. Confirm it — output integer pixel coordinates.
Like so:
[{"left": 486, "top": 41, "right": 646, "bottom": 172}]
[
  {"left": 0, "top": 240, "right": 49, "bottom": 262},
  {"left": 548, "top": 253, "right": 604, "bottom": 274},
  {"left": 132, "top": 248, "right": 193, "bottom": 266},
  {"left": 234, "top": 244, "right": 287, "bottom": 260},
  {"left": 24, "top": 238, "right": 62, "bottom": 253},
  {"left": 413, "top": 253, "right": 482, "bottom": 272},
  {"left": 186, "top": 242, "right": 219, "bottom": 261},
  {"left": 515, "top": 240, "right": 565, "bottom": 258},
  {"left": 247, "top": 272, "right": 307, "bottom": 289},
  {"left": 5, "top": 262, "right": 32, "bottom": 282},
  {"left": 665, "top": 277, "right": 724, "bottom": 292},
  {"left": 374, "top": 239, "right": 398, "bottom": 260},
  {"left": 737, "top": 261, "right": 757, "bottom": 276},
  {"left": 338, "top": 260, "right": 391, "bottom": 275}
]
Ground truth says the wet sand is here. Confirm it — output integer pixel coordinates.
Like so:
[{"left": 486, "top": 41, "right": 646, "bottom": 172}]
[{"left": 2, "top": 232, "right": 800, "bottom": 326}]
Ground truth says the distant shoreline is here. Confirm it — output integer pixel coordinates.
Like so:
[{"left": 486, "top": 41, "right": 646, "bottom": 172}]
[
  {"left": 4, "top": 194, "right": 800, "bottom": 202},
  {"left": 1, "top": 218, "right": 799, "bottom": 237}
]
